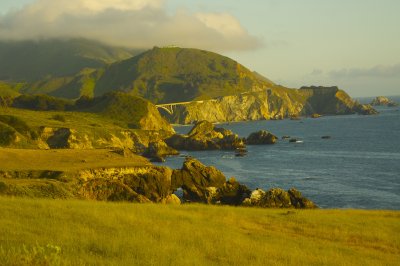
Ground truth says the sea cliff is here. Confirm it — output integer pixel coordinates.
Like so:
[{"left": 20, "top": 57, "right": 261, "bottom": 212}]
[{"left": 161, "top": 86, "right": 377, "bottom": 124}]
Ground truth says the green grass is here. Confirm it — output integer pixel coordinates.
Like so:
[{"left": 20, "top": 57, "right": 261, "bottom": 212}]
[
  {"left": 0, "top": 106, "right": 171, "bottom": 149},
  {"left": 0, "top": 197, "right": 399, "bottom": 265},
  {"left": 0, "top": 148, "right": 150, "bottom": 171}
]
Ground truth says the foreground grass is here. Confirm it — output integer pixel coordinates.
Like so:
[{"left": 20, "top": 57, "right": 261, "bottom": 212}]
[
  {"left": 0, "top": 148, "right": 150, "bottom": 171},
  {"left": 0, "top": 197, "right": 399, "bottom": 266}
]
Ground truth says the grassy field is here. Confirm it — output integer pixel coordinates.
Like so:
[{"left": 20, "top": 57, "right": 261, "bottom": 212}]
[
  {"left": 0, "top": 148, "right": 150, "bottom": 171},
  {"left": 0, "top": 197, "right": 399, "bottom": 265}
]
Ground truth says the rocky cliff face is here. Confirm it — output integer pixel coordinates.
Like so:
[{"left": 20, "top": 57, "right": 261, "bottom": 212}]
[
  {"left": 0, "top": 157, "right": 317, "bottom": 208},
  {"left": 162, "top": 86, "right": 377, "bottom": 124}
]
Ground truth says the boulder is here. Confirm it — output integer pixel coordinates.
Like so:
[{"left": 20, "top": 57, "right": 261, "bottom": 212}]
[
  {"left": 119, "top": 166, "right": 173, "bottom": 203},
  {"left": 166, "top": 120, "right": 245, "bottom": 151},
  {"left": 161, "top": 194, "right": 181, "bottom": 204},
  {"left": 172, "top": 157, "right": 226, "bottom": 203},
  {"left": 143, "top": 140, "right": 179, "bottom": 161},
  {"left": 242, "top": 188, "right": 317, "bottom": 209},
  {"left": 246, "top": 130, "right": 277, "bottom": 145},
  {"left": 217, "top": 177, "right": 251, "bottom": 205},
  {"left": 288, "top": 188, "right": 318, "bottom": 208},
  {"left": 311, "top": 113, "right": 322, "bottom": 118}
]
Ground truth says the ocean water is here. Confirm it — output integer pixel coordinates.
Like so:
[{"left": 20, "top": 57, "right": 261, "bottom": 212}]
[{"left": 162, "top": 96, "right": 400, "bottom": 210}]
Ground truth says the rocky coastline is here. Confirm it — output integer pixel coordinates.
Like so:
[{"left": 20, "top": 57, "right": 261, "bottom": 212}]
[
  {"left": 160, "top": 86, "right": 378, "bottom": 124},
  {"left": 0, "top": 156, "right": 317, "bottom": 209}
]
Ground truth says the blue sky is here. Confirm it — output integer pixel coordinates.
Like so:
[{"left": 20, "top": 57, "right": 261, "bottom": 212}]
[{"left": 0, "top": 0, "right": 399, "bottom": 97}]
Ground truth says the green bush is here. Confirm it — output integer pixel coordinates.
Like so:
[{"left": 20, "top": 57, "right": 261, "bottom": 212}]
[
  {"left": 0, "top": 122, "right": 17, "bottom": 146},
  {"left": 0, "top": 115, "right": 38, "bottom": 139},
  {"left": 52, "top": 114, "right": 66, "bottom": 122}
]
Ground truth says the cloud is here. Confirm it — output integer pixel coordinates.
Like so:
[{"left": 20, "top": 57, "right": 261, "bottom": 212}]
[
  {"left": 0, "top": 0, "right": 262, "bottom": 51},
  {"left": 329, "top": 64, "right": 400, "bottom": 79}
]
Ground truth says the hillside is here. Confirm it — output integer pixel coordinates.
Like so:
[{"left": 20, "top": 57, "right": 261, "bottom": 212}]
[
  {"left": 0, "top": 43, "right": 376, "bottom": 123},
  {"left": 0, "top": 93, "right": 173, "bottom": 149},
  {"left": 163, "top": 86, "right": 377, "bottom": 124},
  {"left": 0, "top": 38, "right": 141, "bottom": 82},
  {"left": 93, "top": 46, "right": 274, "bottom": 103},
  {"left": 0, "top": 197, "right": 399, "bottom": 265},
  {"left": 11, "top": 46, "right": 275, "bottom": 102}
]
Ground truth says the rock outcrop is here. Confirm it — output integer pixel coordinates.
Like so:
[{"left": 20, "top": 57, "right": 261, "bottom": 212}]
[
  {"left": 242, "top": 188, "right": 317, "bottom": 209},
  {"left": 165, "top": 120, "right": 245, "bottom": 150},
  {"left": 162, "top": 86, "right": 378, "bottom": 124},
  {"left": 172, "top": 158, "right": 227, "bottom": 203},
  {"left": 142, "top": 140, "right": 179, "bottom": 162},
  {"left": 370, "top": 96, "right": 398, "bottom": 107},
  {"left": 0, "top": 157, "right": 317, "bottom": 209},
  {"left": 78, "top": 166, "right": 175, "bottom": 203},
  {"left": 246, "top": 130, "right": 277, "bottom": 145}
]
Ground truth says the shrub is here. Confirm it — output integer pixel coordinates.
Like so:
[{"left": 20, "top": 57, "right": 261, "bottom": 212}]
[{"left": 52, "top": 114, "right": 66, "bottom": 122}]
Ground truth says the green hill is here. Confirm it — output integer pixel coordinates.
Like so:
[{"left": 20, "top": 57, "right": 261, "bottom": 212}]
[
  {"left": 0, "top": 38, "right": 141, "bottom": 82},
  {"left": 94, "top": 46, "right": 274, "bottom": 103},
  {"left": 16, "top": 46, "right": 275, "bottom": 102},
  {"left": 75, "top": 92, "right": 172, "bottom": 130}
]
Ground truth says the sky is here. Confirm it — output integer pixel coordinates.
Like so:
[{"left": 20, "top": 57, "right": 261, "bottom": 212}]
[{"left": 0, "top": 0, "right": 399, "bottom": 97}]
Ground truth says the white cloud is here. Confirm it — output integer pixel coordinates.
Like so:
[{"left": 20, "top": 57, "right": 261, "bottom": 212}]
[
  {"left": 0, "top": 0, "right": 262, "bottom": 51},
  {"left": 329, "top": 64, "right": 400, "bottom": 79},
  {"left": 196, "top": 13, "right": 246, "bottom": 37}
]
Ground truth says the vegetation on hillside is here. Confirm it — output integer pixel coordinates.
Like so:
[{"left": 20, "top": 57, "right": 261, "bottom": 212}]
[
  {"left": 0, "top": 38, "right": 141, "bottom": 82},
  {"left": 94, "top": 47, "right": 274, "bottom": 103},
  {"left": 5, "top": 46, "right": 275, "bottom": 102},
  {"left": 0, "top": 197, "right": 398, "bottom": 265}
]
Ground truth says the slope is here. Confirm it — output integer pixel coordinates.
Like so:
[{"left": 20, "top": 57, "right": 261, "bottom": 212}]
[
  {"left": 93, "top": 46, "right": 274, "bottom": 103},
  {"left": 0, "top": 38, "right": 142, "bottom": 82}
]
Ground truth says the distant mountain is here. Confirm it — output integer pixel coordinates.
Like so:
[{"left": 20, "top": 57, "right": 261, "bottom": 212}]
[{"left": 0, "top": 38, "right": 142, "bottom": 81}]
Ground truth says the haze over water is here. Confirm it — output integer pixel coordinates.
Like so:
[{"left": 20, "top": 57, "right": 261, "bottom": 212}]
[{"left": 164, "top": 97, "right": 400, "bottom": 210}]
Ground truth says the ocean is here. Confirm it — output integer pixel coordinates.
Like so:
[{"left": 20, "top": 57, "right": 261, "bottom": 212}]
[{"left": 162, "top": 96, "right": 400, "bottom": 210}]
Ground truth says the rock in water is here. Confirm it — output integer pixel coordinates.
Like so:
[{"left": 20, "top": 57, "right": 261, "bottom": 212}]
[
  {"left": 370, "top": 96, "right": 398, "bottom": 107},
  {"left": 311, "top": 113, "right": 322, "bottom": 118},
  {"left": 246, "top": 130, "right": 277, "bottom": 145},
  {"left": 165, "top": 120, "right": 245, "bottom": 150}
]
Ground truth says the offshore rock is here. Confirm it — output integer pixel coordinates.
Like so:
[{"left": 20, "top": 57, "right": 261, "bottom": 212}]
[
  {"left": 353, "top": 104, "right": 379, "bottom": 115},
  {"left": 246, "top": 130, "right": 278, "bottom": 145},
  {"left": 165, "top": 120, "right": 244, "bottom": 150},
  {"left": 370, "top": 96, "right": 398, "bottom": 107}
]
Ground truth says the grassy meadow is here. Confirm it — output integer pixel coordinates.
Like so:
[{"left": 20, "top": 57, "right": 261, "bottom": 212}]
[
  {"left": 0, "top": 148, "right": 150, "bottom": 171},
  {"left": 0, "top": 196, "right": 399, "bottom": 265}
]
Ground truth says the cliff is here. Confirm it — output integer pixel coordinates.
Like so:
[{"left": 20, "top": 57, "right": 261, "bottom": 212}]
[
  {"left": 0, "top": 105, "right": 173, "bottom": 150},
  {"left": 0, "top": 150, "right": 316, "bottom": 209},
  {"left": 162, "top": 86, "right": 377, "bottom": 124}
]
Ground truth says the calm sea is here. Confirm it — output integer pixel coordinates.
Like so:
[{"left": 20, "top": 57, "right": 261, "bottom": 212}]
[{"left": 162, "top": 96, "right": 400, "bottom": 210}]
